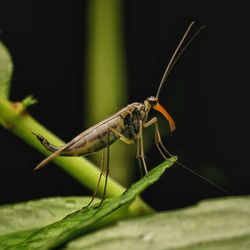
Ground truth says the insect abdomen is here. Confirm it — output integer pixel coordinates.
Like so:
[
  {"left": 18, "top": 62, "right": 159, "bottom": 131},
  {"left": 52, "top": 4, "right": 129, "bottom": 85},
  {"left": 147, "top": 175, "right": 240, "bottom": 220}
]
[
  {"left": 71, "top": 103, "right": 146, "bottom": 155},
  {"left": 61, "top": 117, "right": 124, "bottom": 156}
]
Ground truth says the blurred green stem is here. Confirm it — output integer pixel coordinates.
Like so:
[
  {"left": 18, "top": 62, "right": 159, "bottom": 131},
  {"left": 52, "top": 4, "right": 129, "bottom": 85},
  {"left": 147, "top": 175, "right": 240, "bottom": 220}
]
[
  {"left": 85, "top": 0, "right": 132, "bottom": 186},
  {"left": 0, "top": 42, "right": 13, "bottom": 100}
]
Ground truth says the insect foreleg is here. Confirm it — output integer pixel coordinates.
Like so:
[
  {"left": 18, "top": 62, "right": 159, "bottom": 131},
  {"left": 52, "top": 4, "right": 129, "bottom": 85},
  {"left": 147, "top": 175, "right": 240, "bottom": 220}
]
[
  {"left": 143, "top": 117, "right": 173, "bottom": 160},
  {"left": 154, "top": 120, "right": 173, "bottom": 159}
]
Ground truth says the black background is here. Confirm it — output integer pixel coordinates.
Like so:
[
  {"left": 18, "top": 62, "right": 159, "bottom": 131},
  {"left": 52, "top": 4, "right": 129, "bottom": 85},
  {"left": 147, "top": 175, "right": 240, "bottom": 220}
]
[{"left": 0, "top": 1, "right": 249, "bottom": 210}]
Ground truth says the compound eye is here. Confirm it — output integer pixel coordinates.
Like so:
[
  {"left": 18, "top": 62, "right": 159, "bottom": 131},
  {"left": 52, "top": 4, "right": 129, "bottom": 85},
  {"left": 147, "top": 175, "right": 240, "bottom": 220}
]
[{"left": 147, "top": 96, "right": 158, "bottom": 106}]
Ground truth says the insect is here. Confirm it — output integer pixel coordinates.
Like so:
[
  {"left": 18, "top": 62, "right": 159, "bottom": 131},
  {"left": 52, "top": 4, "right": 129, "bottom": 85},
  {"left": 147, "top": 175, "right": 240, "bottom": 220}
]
[{"left": 34, "top": 22, "right": 223, "bottom": 208}]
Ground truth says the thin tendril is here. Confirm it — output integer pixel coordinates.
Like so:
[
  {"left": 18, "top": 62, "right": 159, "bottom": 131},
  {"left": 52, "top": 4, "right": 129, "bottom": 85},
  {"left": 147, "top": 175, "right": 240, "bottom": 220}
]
[{"left": 175, "top": 161, "right": 229, "bottom": 194}]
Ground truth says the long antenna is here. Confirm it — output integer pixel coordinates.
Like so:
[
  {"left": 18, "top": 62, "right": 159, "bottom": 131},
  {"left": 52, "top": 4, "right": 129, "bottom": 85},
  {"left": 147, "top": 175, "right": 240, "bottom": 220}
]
[
  {"left": 156, "top": 22, "right": 205, "bottom": 99},
  {"left": 154, "top": 23, "right": 228, "bottom": 194}
]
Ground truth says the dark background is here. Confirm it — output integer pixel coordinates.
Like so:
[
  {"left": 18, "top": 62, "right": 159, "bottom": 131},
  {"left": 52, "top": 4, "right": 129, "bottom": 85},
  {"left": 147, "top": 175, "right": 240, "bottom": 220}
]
[{"left": 0, "top": 1, "right": 249, "bottom": 210}]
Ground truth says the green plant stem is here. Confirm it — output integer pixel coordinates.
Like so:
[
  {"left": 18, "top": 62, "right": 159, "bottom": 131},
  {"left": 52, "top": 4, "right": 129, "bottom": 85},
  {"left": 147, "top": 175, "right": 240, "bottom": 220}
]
[
  {"left": 0, "top": 42, "right": 13, "bottom": 100},
  {"left": 0, "top": 98, "right": 153, "bottom": 215},
  {"left": 86, "top": 0, "right": 131, "bottom": 186}
]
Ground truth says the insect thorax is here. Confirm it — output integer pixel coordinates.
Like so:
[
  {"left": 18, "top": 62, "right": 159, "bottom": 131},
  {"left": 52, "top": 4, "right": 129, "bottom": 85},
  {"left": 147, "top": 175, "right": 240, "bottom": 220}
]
[{"left": 122, "top": 102, "right": 147, "bottom": 140}]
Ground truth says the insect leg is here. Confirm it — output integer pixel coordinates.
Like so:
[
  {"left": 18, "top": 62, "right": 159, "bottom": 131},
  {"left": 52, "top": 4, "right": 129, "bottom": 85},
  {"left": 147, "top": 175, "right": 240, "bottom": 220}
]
[
  {"left": 83, "top": 150, "right": 105, "bottom": 209},
  {"left": 137, "top": 120, "right": 148, "bottom": 174},
  {"left": 143, "top": 117, "right": 173, "bottom": 159},
  {"left": 109, "top": 127, "right": 141, "bottom": 173},
  {"left": 145, "top": 119, "right": 229, "bottom": 194},
  {"left": 110, "top": 125, "right": 146, "bottom": 175},
  {"left": 136, "top": 141, "right": 144, "bottom": 177},
  {"left": 152, "top": 121, "right": 229, "bottom": 194},
  {"left": 154, "top": 121, "right": 173, "bottom": 159},
  {"left": 98, "top": 130, "right": 110, "bottom": 207},
  {"left": 109, "top": 127, "right": 134, "bottom": 144}
]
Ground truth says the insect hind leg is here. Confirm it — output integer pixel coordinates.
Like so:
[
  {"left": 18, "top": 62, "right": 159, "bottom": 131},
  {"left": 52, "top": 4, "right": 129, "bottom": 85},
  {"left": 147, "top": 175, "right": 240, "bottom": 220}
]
[
  {"left": 82, "top": 150, "right": 106, "bottom": 209},
  {"left": 99, "top": 131, "right": 110, "bottom": 207},
  {"left": 82, "top": 130, "right": 111, "bottom": 209}
]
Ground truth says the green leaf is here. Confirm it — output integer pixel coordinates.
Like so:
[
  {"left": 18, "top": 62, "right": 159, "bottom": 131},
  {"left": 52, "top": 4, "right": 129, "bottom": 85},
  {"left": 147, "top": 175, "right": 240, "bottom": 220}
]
[
  {"left": 63, "top": 196, "right": 250, "bottom": 250},
  {"left": 0, "top": 42, "right": 13, "bottom": 99},
  {"left": 0, "top": 197, "right": 94, "bottom": 249},
  {"left": 0, "top": 158, "right": 176, "bottom": 250}
]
